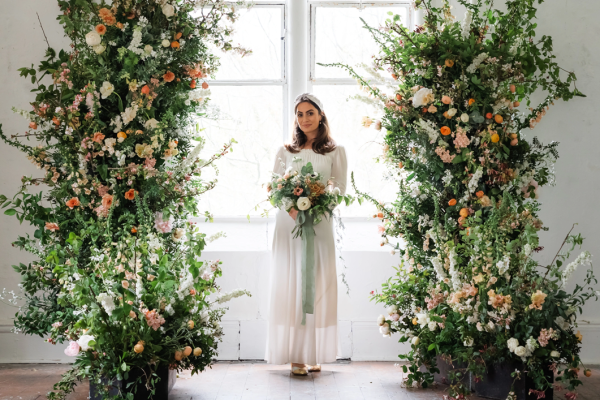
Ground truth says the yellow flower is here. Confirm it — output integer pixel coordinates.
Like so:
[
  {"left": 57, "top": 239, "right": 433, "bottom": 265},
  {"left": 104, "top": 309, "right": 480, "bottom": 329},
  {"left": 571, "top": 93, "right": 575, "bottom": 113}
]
[
  {"left": 529, "top": 290, "right": 547, "bottom": 310},
  {"left": 575, "top": 331, "right": 583, "bottom": 342},
  {"left": 473, "top": 273, "right": 484, "bottom": 284}
]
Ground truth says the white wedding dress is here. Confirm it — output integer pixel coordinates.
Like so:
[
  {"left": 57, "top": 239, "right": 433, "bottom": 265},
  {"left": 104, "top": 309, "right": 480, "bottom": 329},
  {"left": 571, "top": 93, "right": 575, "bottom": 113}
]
[{"left": 265, "top": 145, "right": 348, "bottom": 365}]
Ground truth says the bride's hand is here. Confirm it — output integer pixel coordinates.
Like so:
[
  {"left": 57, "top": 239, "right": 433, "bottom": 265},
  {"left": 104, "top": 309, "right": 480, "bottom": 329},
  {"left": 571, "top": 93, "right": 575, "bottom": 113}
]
[{"left": 288, "top": 208, "right": 298, "bottom": 221}]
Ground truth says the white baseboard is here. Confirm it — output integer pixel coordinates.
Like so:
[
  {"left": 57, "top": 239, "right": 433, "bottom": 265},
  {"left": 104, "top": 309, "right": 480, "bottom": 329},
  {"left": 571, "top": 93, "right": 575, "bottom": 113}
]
[{"left": 2, "top": 321, "right": 600, "bottom": 364}]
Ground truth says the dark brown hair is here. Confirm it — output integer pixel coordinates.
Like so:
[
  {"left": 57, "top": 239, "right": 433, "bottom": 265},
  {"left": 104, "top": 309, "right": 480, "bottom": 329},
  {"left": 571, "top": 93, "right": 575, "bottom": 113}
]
[{"left": 285, "top": 94, "right": 336, "bottom": 155}]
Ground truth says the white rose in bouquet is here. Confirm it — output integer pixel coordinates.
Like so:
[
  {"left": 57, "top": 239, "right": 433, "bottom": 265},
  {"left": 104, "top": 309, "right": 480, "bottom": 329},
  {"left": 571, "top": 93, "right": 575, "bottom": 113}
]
[
  {"left": 85, "top": 31, "right": 102, "bottom": 47},
  {"left": 411, "top": 336, "right": 420, "bottom": 346},
  {"left": 550, "top": 351, "right": 560, "bottom": 358},
  {"left": 297, "top": 197, "right": 311, "bottom": 211},
  {"left": 162, "top": 39, "right": 171, "bottom": 47},
  {"left": 77, "top": 335, "right": 95, "bottom": 351},
  {"left": 464, "top": 337, "right": 474, "bottom": 347},
  {"left": 386, "top": 305, "right": 398, "bottom": 315},
  {"left": 460, "top": 113, "right": 470, "bottom": 123},
  {"left": 377, "top": 314, "right": 386, "bottom": 326},
  {"left": 172, "top": 228, "right": 185, "bottom": 242},
  {"left": 93, "top": 44, "right": 106, "bottom": 54},
  {"left": 427, "top": 321, "right": 437, "bottom": 331},
  {"left": 162, "top": 4, "right": 175, "bottom": 18},
  {"left": 412, "top": 87, "right": 434, "bottom": 108}
]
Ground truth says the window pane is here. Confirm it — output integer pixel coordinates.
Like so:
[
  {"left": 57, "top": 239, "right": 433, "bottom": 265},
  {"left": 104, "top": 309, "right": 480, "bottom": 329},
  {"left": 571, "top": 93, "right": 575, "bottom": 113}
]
[
  {"left": 197, "top": 86, "right": 283, "bottom": 216},
  {"left": 314, "top": 6, "right": 408, "bottom": 79},
  {"left": 207, "top": 7, "right": 282, "bottom": 80},
  {"left": 312, "top": 85, "right": 397, "bottom": 216}
]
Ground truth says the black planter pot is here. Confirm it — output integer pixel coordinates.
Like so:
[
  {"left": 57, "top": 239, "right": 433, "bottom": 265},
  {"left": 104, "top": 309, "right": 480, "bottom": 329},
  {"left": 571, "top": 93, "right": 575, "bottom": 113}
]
[
  {"left": 472, "top": 361, "right": 554, "bottom": 400},
  {"left": 89, "top": 365, "right": 176, "bottom": 400},
  {"left": 420, "top": 355, "right": 471, "bottom": 389}
]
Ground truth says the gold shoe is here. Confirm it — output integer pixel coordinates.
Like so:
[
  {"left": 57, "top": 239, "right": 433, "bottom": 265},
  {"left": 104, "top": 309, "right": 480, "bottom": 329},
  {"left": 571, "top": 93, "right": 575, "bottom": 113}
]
[
  {"left": 291, "top": 364, "right": 309, "bottom": 376},
  {"left": 307, "top": 364, "right": 321, "bottom": 372}
]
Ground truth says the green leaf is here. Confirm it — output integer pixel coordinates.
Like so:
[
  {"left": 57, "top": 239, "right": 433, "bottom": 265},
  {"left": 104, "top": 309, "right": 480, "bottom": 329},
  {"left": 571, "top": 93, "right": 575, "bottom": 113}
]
[
  {"left": 452, "top": 155, "right": 463, "bottom": 164},
  {"left": 428, "top": 343, "right": 436, "bottom": 351},
  {"left": 4, "top": 209, "right": 17, "bottom": 216},
  {"left": 97, "top": 164, "right": 108, "bottom": 181}
]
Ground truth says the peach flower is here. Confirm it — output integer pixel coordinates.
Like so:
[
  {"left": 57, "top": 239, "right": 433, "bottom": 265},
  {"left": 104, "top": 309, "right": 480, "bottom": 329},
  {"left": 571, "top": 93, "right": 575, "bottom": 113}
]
[
  {"left": 529, "top": 290, "right": 547, "bottom": 310},
  {"left": 101, "top": 194, "right": 113, "bottom": 209},
  {"left": 122, "top": 280, "right": 130, "bottom": 289},
  {"left": 66, "top": 197, "right": 80, "bottom": 209},
  {"left": 125, "top": 189, "right": 136, "bottom": 200},
  {"left": 45, "top": 222, "right": 60, "bottom": 231},
  {"left": 96, "top": 24, "right": 107, "bottom": 35},
  {"left": 92, "top": 132, "right": 105, "bottom": 143},
  {"left": 441, "top": 95, "right": 452, "bottom": 105}
]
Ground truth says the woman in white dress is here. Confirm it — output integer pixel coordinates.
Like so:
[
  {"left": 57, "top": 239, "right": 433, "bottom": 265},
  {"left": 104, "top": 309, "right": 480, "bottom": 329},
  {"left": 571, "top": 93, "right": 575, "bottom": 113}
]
[{"left": 265, "top": 93, "right": 347, "bottom": 375}]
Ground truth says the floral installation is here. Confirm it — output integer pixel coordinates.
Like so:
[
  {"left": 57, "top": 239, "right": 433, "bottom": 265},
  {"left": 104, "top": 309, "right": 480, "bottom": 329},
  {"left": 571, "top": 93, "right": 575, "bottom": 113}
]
[
  {"left": 0, "top": 0, "right": 251, "bottom": 399},
  {"left": 321, "top": 0, "right": 597, "bottom": 398}
]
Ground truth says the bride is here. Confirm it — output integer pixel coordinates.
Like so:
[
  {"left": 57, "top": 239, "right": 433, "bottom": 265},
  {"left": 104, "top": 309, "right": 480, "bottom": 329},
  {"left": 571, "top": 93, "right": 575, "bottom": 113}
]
[{"left": 265, "top": 93, "right": 348, "bottom": 375}]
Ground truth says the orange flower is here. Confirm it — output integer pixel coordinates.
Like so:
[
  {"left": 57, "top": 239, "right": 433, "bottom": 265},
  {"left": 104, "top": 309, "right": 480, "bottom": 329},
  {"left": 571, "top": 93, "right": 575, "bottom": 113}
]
[
  {"left": 391, "top": 73, "right": 398, "bottom": 80},
  {"left": 513, "top": 101, "right": 520, "bottom": 107},
  {"left": 131, "top": 227, "right": 138, "bottom": 233},
  {"left": 445, "top": 59, "right": 454, "bottom": 67},
  {"left": 448, "top": 199, "right": 457, "bottom": 206},
  {"left": 96, "top": 24, "right": 107, "bottom": 35},
  {"left": 163, "top": 71, "right": 175, "bottom": 82},
  {"left": 485, "top": 112, "right": 493, "bottom": 119},
  {"left": 98, "top": 8, "right": 116, "bottom": 26},
  {"left": 509, "top": 84, "right": 516, "bottom": 93},
  {"left": 476, "top": 191, "right": 484, "bottom": 198},
  {"left": 117, "top": 131, "right": 127, "bottom": 140},
  {"left": 66, "top": 197, "right": 81, "bottom": 209},
  {"left": 440, "top": 126, "right": 451, "bottom": 136},
  {"left": 175, "top": 32, "right": 183, "bottom": 40},
  {"left": 141, "top": 85, "right": 150, "bottom": 95},
  {"left": 190, "top": 80, "right": 196, "bottom": 89},
  {"left": 459, "top": 208, "right": 469, "bottom": 218},
  {"left": 116, "top": 22, "right": 124, "bottom": 30},
  {"left": 494, "top": 114, "right": 504, "bottom": 124},
  {"left": 92, "top": 132, "right": 105, "bottom": 143},
  {"left": 398, "top": 162, "right": 403, "bottom": 169},
  {"left": 29, "top": 122, "right": 38, "bottom": 130},
  {"left": 395, "top": 93, "right": 402, "bottom": 101},
  {"left": 125, "top": 189, "right": 136, "bottom": 200},
  {"left": 102, "top": 194, "right": 114, "bottom": 209},
  {"left": 377, "top": 212, "right": 384, "bottom": 219},
  {"left": 171, "top": 41, "right": 180, "bottom": 49},
  {"left": 443, "top": 111, "right": 451, "bottom": 119},
  {"left": 52, "top": 116, "right": 60, "bottom": 126},
  {"left": 491, "top": 133, "right": 500, "bottom": 143},
  {"left": 202, "top": 81, "right": 209, "bottom": 89},
  {"left": 468, "top": 98, "right": 476, "bottom": 106},
  {"left": 45, "top": 222, "right": 60, "bottom": 231}
]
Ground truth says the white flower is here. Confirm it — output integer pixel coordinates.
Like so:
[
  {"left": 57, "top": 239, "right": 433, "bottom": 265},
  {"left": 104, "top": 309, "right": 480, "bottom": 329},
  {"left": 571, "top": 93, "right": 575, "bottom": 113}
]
[
  {"left": 412, "top": 87, "right": 434, "bottom": 108},
  {"left": 561, "top": 251, "right": 593, "bottom": 286},
  {"left": 447, "top": 108, "right": 457, "bottom": 117},
  {"left": 417, "top": 119, "right": 439, "bottom": 143},
  {"left": 550, "top": 351, "right": 560, "bottom": 358},
  {"left": 379, "top": 322, "right": 390, "bottom": 336},
  {"left": 464, "top": 337, "right": 474, "bottom": 347},
  {"left": 93, "top": 44, "right": 106, "bottom": 55},
  {"left": 386, "top": 305, "right": 398, "bottom": 315},
  {"left": 85, "top": 31, "right": 102, "bottom": 46},
  {"left": 162, "top": 39, "right": 171, "bottom": 47},
  {"left": 77, "top": 335, "right": 95, "bottom": 351},
  {"left": 96, "top": 293, "right": 115, "bottom": 315},
  {"left": 411, "top": 336, "right": 420, "bottom": 346},
  {"left": 121, "top": 105, "right": 138, "bottom": 126},
  {"left": 461, "top": 10, "right": 472, "bottom": 38},
  {"left": 554, "top": 316, "right": 570, "bottom": 330},
  {"left": 332, "top": 187, "right": 341, "bottom": 196},
  {"left": 100, "top": 81, "right": 114, "bottom": 99},
  {"left": 460, "top": 113, "right": 470, "bottom": 123},
  {"left": 507, "top": 337, "right": 519, "bottom": 353},
  {"left": 514, "top": 346, "right": 527, "bottom": 357},
  {"left": 215, "top": 289, "right": 251, "bottom": 304},
  {"left": 497, "top": 255, "right": 510, "bottom": 275},
  {"left": 162, "top": 4, "right": 175, "bottom": 18},
  {"left": 172, "top": 228, "right": 185, "bottom": 242},
  {"left": 416, "top": 313, "right": 428, "bottom": 328},
  {"left": 297, "top": 197, "right": 311, "bottom": 211},
  {"left": 427, "top": 321, "right": 437, "bottom": 331},
  {"left": 523, "top": 244, "right": 533, "bottom": 257},
  {"left": 525, "top": 337, "right": 537, "bottom": 354},
  {"left": 377, "top": 314, "right": 386, "bottom": 326},
  {"left": 144, "top": 44, "right": 153, "bottom": 54},
  {"left": 144, "top": 118, "right": 159, "bottom": 129}
]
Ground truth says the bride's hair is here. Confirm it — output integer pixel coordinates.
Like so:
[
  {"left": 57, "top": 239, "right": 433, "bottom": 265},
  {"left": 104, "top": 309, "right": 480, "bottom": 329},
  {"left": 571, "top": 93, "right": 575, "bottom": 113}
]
[{"left": 285, "top": 94, "right": 336, "bottom": 155}]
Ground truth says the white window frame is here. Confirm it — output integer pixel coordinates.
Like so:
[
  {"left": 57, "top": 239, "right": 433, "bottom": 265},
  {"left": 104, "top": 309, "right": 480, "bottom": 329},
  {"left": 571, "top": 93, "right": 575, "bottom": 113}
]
[
  {"left": 307, "top": 1, "right": 414, "bottom": 92},
  {"left": 206, "top": 2, "right": 289, "bottom": 143}
]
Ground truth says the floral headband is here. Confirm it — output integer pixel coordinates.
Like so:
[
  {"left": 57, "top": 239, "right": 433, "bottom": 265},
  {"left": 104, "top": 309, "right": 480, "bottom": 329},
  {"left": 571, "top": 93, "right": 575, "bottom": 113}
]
[{"left": 294, "top": 93, "right": 324, "bottom": 112}]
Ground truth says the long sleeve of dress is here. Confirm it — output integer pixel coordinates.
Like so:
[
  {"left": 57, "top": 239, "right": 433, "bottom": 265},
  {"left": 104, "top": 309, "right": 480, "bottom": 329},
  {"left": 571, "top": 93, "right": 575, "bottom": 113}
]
[
  {"left": 273, "top": 146, "right": 286, "bottom": 175},
  {"left": 331, "top": 145, "right": 348, "bottom": 195}
]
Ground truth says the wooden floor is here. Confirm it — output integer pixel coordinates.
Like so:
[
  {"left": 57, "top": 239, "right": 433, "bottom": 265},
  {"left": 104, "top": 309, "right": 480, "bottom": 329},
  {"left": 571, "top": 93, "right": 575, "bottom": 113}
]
[{"left": 1, "top": 361, "right": 599, "bottom": 400}]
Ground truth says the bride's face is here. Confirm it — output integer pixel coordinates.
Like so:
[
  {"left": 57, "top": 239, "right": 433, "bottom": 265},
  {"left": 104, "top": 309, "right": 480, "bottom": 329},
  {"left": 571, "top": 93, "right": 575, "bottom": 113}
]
[{"left": 296, "top": 102, "right": 322, "bottom": 135}]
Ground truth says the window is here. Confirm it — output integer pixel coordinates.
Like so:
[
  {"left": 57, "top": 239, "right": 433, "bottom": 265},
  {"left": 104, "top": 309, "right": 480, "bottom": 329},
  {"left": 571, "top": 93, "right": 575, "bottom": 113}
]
[
  {"left": 310, "top": 1, "right": 411, "bottom": 216},
  {"left": 197, "top": 4, "right": 286, "bottom": 217},
  {"left": 198, "top": 1, "right": 411, "bottom": 218}
]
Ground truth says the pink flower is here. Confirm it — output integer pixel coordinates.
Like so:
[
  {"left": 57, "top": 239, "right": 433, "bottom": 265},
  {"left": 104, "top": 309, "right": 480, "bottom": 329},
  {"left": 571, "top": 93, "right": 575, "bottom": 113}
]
[
  {"left": 144, "top": 157, "right": 156, "bottom": 170},
  {"left": 390, "top": 313, "right": 400, "bottom": 321},
  {"left": 155, "top": 212, "right": 173, "bottom": 233},
  {"left": 293, "top": 187, "right": 303, "bottom": 196},
  {"left": 377, "top": 225, "right": 385, "bottom": 234},
  {"left": 97, "top": 185, "right": 110, "bottom": 197},
  {"left": 565, "top": 392, "right": 578, "bottom": 400},
  {"left": 64, "top": 341, "right": 80, "bottom": 356},
  {"left": 122, "top": 280, "right": 130, "bottom": 289},
  {"left": 144, "top": 310, "right": 166, "bottom": 331},
  {"left": 51, "top": 321, "right": 63, "bottom": 328}
]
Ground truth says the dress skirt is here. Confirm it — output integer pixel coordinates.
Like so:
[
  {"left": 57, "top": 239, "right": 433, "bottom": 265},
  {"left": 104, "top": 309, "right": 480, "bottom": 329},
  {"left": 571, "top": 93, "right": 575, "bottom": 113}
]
[{"left": 265, "top": 208, "right": 338, "bottom": 365}]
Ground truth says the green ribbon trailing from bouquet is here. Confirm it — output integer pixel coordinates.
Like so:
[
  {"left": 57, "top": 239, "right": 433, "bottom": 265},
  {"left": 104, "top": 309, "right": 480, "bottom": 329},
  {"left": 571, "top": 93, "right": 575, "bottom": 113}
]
[{"left": 296, "top": 210, "right": 316, "bottom": 326}]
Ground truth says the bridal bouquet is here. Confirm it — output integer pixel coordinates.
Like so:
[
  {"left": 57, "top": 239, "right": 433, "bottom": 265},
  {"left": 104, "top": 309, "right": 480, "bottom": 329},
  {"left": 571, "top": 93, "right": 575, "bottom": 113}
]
[{"left": 267, "top": 162, "right": 354, "bottom": 237}]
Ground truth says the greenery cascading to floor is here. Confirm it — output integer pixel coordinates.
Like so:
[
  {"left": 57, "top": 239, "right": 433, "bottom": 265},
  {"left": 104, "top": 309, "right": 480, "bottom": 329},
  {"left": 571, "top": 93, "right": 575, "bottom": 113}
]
[
  {"left": 323, "top": 0, "right": 597, "bottom": 398},
  {"left": 0, "top": 1, "right": 251, "bottom": 398}
]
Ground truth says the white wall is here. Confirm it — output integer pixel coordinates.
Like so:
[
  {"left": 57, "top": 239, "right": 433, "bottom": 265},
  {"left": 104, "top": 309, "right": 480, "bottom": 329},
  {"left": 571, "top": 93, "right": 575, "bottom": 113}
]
[{"left": 1, "top": 0, "right": 600, "bottom": 364}]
